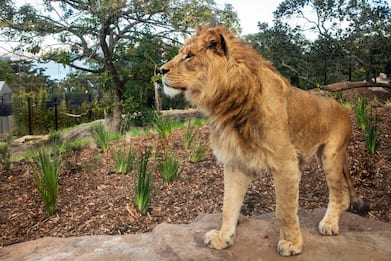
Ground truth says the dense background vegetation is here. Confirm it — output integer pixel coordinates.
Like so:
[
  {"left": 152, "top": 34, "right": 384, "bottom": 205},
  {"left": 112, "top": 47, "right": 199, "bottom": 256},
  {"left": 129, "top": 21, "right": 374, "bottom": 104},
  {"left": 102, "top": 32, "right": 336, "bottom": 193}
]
[{"left": 0, "top": 0, "right": 390, "bottom": 135}]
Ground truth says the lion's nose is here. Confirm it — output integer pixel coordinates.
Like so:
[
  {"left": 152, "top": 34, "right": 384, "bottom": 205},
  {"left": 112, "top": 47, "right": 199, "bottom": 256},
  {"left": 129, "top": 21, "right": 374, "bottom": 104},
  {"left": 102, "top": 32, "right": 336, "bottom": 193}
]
[{"left": 160, "top": 67, "right": 170, "bottom": 75}]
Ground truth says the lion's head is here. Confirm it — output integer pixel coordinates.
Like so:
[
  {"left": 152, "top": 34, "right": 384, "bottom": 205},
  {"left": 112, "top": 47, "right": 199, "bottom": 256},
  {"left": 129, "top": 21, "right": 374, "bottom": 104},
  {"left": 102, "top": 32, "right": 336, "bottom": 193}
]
[
  {"left": 161, "top": 26, "right": 231, "bottom": 99},
  {"left": 160, "top": 25, "right": 272, "bottom": 116}
]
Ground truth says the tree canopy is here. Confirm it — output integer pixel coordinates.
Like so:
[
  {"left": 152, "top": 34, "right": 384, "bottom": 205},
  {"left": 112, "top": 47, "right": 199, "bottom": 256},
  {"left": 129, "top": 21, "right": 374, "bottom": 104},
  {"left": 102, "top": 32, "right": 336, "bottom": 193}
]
[
  {"left": 248, "top": 0, "right": 391, "bottom": 89},
  {"left": 0, "top": 0, "right": 240, "bottom": 131}
]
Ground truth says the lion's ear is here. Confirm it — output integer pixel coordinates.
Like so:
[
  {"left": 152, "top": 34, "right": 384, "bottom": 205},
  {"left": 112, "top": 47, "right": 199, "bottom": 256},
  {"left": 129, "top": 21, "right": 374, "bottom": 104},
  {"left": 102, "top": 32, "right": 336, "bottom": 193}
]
[{"left": 207, "top": 33, "right": 227, "bottom": 56}]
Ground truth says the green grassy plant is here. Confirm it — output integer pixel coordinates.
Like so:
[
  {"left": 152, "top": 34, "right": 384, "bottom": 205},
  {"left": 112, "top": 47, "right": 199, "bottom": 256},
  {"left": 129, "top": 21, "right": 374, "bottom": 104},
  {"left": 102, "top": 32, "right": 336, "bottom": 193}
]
[
  {"left": 33, "top": 147, "right": 61, "bottom": 216},
  {"left": 59, "top": 138, "right": 91, "bottom": 153},
  {"left": 354, "top": 96, "right": 369, "bottom": 131},
  {"left": 48, "top": 131, "right": 62, "bottom": 146},
  {"left": 183, "top": 120, "right": 196, "bottom": 150},
  {"left": 112, "top": 146, "right": 136, "bottom": 174},
  {"left": 153, "top": 111, "right": 173, "bottom": 139},
  {"left": 133, "top": 146, "right": 153, "bottom": 214},
  {"left": 92, "top": 123, "right": 110, "bottom": 151},
  {"left": 365, "top": 110, "right": 380, "bottom": 154},
  {"left": 189, "top": 140, "right": 207, "bottom": 163},
  {"left": 157, "top": 148, "right": 180, "bottom": 183},
  {"left": 0, "top": 142, "right": 10, "bottom": 171}
]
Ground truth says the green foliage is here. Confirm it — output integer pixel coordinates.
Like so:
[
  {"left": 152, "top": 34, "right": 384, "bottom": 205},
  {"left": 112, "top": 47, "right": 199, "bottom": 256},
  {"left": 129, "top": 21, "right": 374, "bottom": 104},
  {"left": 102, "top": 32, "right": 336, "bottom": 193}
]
[
  {"left": 92, "top": 123, "right": 110, "bottom": 151},
  {"left": 112, "top": 146, "right": 136, "bottom": 174},
  {"left": 133, "top": 146, "right": 154, "bottom": 214},
  {"left": 189, "top": 140, "right": 207, "bottom": 163},
  {"left": 0, "top": 142, "right": 10, "bottom": 171},
  {"left": 183, "top": 120, "right": 197, "bottom": 150},
  {"left": 33, "top": 147, "right": 61, "bottom": 216},
  {"left": 11, "top": 89, "right": 104, "bottom": 136},
  {"left": 157, "top": 147, "right": 180, "bottom": 183},
  {"left": 59, "top": 138, "right": 91, "bottom": 153},
  {"left": 365, "top": 110, "right": 380, "bottom": 154},
  {"left": 121, "top": 110, "right": 155, "bottom": 131},
  {"left": 153, "top": 111, "right": 173, "bottom": 139},
  {"left": 48, "top": 131, "right": 61, "bottom": 146},
  {"left": 0, "top": 0, "right": 240, "bottom": 132},
  {"left": 245, "top": 0, "right": 391, "bottom": 89},
  {"left": 354, "top": 96, "right": 369, "bottom": 131}
]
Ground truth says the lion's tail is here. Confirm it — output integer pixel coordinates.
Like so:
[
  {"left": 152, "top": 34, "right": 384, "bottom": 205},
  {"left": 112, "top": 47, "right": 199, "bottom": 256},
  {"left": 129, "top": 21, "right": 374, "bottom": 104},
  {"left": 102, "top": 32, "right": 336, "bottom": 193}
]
[{"left": 342, "top": 154, "right": 369, "bottom": 216}]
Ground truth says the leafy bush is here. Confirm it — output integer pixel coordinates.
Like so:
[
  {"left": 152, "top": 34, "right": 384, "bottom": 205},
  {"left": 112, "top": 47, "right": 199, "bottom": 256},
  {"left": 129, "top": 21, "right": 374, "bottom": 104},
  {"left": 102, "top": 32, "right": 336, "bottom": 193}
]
[
  {"left": 92, "top": 123, "right": 110, "bottom": 151},
  {"left": 112, "top": 146, "right": 136, "bottom": 174},
  {"left": 157, "top": 148, "right": 180, "bottom": 183},
  {"left": 133, "top": 146, "right": 153, "bottom": 214},
  {"left": 153, "top": 111, "right": 173, "bottom": 139},
  {"left": 121, "top": 109, "right": 155, "bottom": 131},
  {"left": 365, "top": 110, "right": 380, "bottom": 154},
  {"left": 354, "top": 96, "right": 369, "bottom": 131},
  {"left": 33, "top": 147, "right": 61, "bottom": 216}
]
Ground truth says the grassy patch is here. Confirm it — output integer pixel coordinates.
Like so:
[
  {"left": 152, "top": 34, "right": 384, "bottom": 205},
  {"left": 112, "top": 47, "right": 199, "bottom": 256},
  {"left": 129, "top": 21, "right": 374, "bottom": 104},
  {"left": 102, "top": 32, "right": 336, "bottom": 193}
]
[
  {"left": 33, "top": 147, "right": 61, "bottom": 216},
  {"left": 132, "top": 146, "right": 154, "bottom": 214},
  {"left": 157, "top": 147, "right": 181, "bottom": 183},
  {"left": 112, "top": 146, "right": 136, "bottom": 174}
]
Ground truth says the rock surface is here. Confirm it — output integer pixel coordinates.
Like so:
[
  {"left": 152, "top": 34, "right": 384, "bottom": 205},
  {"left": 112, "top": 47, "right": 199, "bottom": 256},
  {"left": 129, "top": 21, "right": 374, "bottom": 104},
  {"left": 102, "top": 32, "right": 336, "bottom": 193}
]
[{"left": 1, "top": 209, "right": 390, "bottom": 261}]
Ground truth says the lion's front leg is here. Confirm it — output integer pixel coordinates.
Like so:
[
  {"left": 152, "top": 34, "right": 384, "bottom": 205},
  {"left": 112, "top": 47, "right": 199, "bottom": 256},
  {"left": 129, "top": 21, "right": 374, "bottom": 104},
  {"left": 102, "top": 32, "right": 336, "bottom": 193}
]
[
  {"left": 204, "top": 164, "right": 252, "bottom": 250},
  {"left": 273, "top": 164, "right": 303, "bottom": 256}
]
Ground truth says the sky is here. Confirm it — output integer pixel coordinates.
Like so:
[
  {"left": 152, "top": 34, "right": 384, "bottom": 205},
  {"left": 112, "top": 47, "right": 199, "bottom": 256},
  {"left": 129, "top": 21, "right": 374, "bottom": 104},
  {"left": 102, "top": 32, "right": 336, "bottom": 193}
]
[{"left": 215, "top": 0, "right": 282, "bottom": 35}]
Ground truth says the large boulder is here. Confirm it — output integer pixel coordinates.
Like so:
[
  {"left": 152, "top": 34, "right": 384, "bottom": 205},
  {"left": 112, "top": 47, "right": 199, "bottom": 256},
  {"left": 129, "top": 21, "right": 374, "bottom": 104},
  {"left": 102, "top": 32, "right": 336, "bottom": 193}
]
[{"left": 1, "top": 209, "right": 390, "bottom": 261}]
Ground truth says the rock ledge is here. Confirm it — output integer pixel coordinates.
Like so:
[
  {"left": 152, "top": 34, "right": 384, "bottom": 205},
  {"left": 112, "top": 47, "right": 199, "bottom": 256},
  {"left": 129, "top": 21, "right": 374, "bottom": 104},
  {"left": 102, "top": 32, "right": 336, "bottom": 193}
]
[{"left": 1, "top": 209, "right": 390, "bottom": 261}]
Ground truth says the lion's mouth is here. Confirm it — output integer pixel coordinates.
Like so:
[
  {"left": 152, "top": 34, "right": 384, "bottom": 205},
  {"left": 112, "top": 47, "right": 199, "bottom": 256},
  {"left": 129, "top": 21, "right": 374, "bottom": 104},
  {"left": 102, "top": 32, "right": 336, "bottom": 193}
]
[
  {"left": 163, "top": 80, "right": 186, "bottom": 91},
  {"left": 163, "top": 81, "right": 187, "bottom": 97},
  {"left": 162, "top": 79, "right": 187, "bottom": 97}
]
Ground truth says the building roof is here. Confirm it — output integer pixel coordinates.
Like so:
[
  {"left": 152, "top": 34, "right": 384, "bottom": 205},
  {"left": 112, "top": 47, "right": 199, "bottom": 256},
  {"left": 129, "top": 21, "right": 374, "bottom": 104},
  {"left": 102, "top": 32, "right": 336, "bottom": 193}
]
[{"left": 0, "top": 81, "right": 11, "bottom": 94}]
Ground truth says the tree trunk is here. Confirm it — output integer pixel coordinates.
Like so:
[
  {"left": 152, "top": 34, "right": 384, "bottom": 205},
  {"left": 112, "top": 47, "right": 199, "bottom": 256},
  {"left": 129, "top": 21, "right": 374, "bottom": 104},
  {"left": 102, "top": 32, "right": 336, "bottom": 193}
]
[
  {"left": 105, "top": 103, "right": 122, "bottom": 133},
  {"left": 154, "top": 81, "right": 161, "bottom": 112}
]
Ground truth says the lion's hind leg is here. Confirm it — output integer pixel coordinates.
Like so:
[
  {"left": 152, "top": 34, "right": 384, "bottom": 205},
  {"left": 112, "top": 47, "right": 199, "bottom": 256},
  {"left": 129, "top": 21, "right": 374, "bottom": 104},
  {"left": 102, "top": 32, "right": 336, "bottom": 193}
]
[{"left": 318, "top": 146, "right": 350, "bottom": 236}]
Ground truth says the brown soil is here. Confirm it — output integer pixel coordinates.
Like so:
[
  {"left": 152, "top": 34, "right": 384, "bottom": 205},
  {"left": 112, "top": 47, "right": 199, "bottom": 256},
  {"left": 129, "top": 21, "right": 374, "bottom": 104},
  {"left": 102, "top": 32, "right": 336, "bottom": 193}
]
[{"left": 1, "top": 106, "right": 390, "bottom": 247}]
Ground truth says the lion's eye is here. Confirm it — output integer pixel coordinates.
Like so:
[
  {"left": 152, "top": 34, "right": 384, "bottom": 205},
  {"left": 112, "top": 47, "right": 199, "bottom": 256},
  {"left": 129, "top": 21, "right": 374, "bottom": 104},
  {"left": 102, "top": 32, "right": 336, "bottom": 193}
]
[{"left": 185, "top": 53, "right": 194, "bottom": 60}]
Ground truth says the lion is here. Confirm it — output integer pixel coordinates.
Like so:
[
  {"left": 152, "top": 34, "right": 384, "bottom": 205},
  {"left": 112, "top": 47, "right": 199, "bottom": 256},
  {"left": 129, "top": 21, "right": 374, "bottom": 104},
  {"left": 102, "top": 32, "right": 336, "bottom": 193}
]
[{"left": 160, "top": 25, "right": 368, "bottom": 256}]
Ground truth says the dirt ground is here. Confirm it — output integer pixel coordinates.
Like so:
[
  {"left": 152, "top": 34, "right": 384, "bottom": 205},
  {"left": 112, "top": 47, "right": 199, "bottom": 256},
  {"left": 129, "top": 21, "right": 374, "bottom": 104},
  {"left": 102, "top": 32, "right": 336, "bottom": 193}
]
[{"left": 0, "top": 105, "right": 390, "bottom": 247}]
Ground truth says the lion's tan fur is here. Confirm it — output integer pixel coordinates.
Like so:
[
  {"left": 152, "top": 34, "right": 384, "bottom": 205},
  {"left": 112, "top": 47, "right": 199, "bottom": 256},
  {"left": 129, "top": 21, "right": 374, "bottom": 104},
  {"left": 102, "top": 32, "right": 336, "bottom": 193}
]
[{"left": 161, "top": 25, "right": 365, "bottom": 256}]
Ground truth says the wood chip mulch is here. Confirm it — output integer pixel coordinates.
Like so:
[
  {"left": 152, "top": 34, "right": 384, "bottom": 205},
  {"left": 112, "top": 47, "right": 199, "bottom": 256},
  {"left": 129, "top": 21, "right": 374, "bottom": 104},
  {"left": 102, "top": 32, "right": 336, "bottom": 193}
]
[{"left": 1, "top": 106, "right": 390, "bottom": 247}]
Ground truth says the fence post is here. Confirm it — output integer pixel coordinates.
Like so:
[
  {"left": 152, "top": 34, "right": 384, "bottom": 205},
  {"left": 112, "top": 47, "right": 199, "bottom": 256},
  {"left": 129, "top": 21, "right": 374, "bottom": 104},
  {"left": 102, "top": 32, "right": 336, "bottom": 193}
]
[{"left": 27, "top": 96, "right": 32, "bottom": 135}]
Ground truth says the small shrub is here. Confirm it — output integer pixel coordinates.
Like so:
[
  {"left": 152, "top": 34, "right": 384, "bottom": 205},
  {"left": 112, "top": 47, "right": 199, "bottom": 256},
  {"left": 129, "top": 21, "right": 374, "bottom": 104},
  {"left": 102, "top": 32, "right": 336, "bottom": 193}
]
[
  {"left": 122, "top": 109, "right": 155, "bottom": 130},
  {"left": 112, "top": 146, "right": 136, "bottom": 174},
  {"left": 133, "top": 146, "right": 153, "bottom": 214},
  {"left": 365, "top": 110, "right": 380, "bottom": 154},
  {"left": 189, "top": 140, "right": 207, "bottom": 163},
  {"left": 354, "top": 96, "right": 369, "bottom": 131},
  {"left": 33, "top": 147, "right": 61, "bottom": 216},
  {"left": 153, "top": 111, "right": 173, "bottom": 139},
  {"left": 157, "top": 148, "right": 180, "bottom": 183},
  {"left": 92, "top": 123, "right": 110, "bottom": 151},
  {"left": 0, "top": 142, "right": 10, "bottom": 171}
]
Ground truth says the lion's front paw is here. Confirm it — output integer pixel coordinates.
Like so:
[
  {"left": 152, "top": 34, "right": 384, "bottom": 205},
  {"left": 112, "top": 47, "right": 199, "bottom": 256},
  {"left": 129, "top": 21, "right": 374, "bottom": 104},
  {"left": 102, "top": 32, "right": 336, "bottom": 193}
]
[
  {"left": 204, "top": 229, "right": 234, "bottom": 250},
  {"left": 277, "top": 239, "right": 302, "bottom": 256},
  {"left": 318, "top": 219, "right": 339, "bottom": 236}
]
